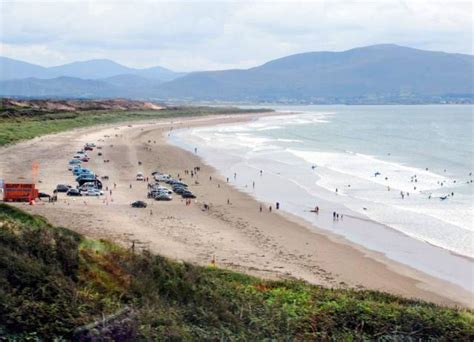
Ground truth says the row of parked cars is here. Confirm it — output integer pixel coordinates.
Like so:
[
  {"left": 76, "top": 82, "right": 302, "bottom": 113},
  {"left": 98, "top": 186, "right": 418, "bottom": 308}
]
[
  {"left": 57, "top": 143, "right": 104, "bottom": 197},
  {"left": 152, "top": 171, "right": 196, "bottom": 199}
]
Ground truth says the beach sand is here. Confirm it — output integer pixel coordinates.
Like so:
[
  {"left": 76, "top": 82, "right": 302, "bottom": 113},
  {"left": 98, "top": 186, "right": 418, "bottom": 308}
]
[{"left": 0, "top": 113, "right": 472, "bottom": 308}]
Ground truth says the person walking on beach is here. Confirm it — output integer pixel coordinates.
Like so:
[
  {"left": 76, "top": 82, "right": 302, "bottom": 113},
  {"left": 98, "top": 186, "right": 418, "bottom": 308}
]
[
  {"left": 276, "top": 202, "right": 280, "bottom": 210},
  {"left": 252, "top": 181, "right": 255, "bottom": 189},
  {"left": 269, "top": 205, "right": 272, "bottom": 212},
  {"left": 314, "top": 206, "right": 319, "bottom": 214},
  {"left": 234, "top": 172, "right": 237, "bottom": 179},
  {"left": 259, "top": 204, "right": 263, "bottom": 212},
  {"left": 333, "top": 211, "right": 336, "bottom": 220},
  {"left": 260, "top": 170, "right": 263, "bottom": 176}
]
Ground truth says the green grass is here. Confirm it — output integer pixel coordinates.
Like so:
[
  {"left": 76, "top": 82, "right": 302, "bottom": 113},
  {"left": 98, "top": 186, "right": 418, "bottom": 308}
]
[
  {"left": 0, "top": 204, "right": 472, "bottom": 340},
  {"left": 0, "top": 105, "right": 270, "bottom": 146}
]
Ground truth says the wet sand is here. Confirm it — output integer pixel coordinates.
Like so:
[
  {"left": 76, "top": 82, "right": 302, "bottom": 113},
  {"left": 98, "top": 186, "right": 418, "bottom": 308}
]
[{"left": 0, "top": 112, "right": 472, "bottom": 308}]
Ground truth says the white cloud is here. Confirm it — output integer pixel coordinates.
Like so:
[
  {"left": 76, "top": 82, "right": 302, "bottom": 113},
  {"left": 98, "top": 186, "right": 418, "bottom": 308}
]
[{"left": 0, "top": 0, "right": 472, "bottom": 71}]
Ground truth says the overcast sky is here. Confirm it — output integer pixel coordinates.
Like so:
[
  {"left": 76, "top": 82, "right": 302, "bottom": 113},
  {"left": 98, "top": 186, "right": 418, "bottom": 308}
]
[{"left": 0, "top": 0, "right": 472, "bottom": 71}]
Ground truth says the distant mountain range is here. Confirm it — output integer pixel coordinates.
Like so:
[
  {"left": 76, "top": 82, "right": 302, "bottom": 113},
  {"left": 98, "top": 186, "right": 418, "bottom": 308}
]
[
  {"left": 1, "top": 45, "right": 473, "bottom": 104},
  {"left": 0, "top": 57, "right": 184, "bottom": 81}
]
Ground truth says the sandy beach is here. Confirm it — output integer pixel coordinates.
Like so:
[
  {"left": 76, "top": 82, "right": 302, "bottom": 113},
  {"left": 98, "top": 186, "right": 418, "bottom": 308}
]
[{"left": 0, "top": 112, "right": 472, "bottom": 308}]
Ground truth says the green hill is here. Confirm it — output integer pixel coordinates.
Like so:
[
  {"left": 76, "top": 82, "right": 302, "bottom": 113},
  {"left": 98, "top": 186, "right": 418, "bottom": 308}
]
[{"left": 0, "top": 204, "right": 472, "bottom": 340}]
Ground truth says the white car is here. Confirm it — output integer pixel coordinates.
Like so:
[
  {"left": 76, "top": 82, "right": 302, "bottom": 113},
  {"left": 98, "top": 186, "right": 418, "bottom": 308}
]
[
  {"left": 151, "top": 186, "right": 172, "bottom": 194},
  {"left": 85, "top": 189, "right": 103, "bottom": 196},
  {"left": 154, "top": 173, "right": 171, "bottom": 182},
  {"left": 79, "top": 184, "right": 98, "bottom": 192},
  {"left": 136, "top": 172, "right": 145, "bottom": 181}
]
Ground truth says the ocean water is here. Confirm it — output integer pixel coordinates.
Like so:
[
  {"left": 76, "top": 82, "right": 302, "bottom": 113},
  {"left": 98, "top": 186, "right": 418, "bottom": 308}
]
[{"left": 170, "top": 105, "right": 474, "bottom": 290}]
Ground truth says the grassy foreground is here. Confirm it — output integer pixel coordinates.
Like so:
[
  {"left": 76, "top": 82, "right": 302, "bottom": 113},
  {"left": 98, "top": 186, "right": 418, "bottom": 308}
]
[
  {"left": 0, "top": 104, "right": 268, "bottom": 146},
  {"left": 0, "top": 204, "right": 472, "bottom": 340}
]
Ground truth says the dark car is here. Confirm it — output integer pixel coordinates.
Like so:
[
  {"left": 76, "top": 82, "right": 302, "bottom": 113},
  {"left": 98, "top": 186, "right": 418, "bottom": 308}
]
[
  {"left": 66, "top": 188, "right": 82, "bottom": 196},
  {"left": 173, "top": 187, "right": 186, "bottom": 194},
  {"left": 169, "top": 180, "right": 188, "bottom": 187},
  {"left": 131, "top": 201, "right": 147, "bottom": 208},
  {"left": 56, "top": 184, "right": 72, "bottom": 192},
  {"left": 181, "top": 191, "right": 196, "bottom": 199}
]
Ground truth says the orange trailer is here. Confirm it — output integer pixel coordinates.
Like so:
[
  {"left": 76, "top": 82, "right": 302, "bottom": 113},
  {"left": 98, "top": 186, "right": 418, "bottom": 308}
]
[{"left": 3, "top": 183, "right": 39, "bottom": 202}]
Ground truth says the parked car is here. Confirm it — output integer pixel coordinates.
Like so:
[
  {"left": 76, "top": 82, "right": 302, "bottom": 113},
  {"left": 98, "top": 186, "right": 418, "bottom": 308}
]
[
  {"left": 75, "top": 172, "right": 95, "bottom": 180},
  {"left": 136, "top": 172, "right": 145, "bottom": 181},
  {"left": 85, "top": 189, "right": 103, "bottom": 196},
  {"left": 66, "top": 188, "right": 82, "bottom": 196},
  {"left": 56, "top": 184, "right": 72, "bottom": 192},
  {"left": 84, "top": 146, "right": 93, "bottom": 151},
  {"left": 154, "top": 173, "right": 171, "bottom": 182},
  {"left": 169, "top": 180, "right": 188, "bottom": 187},
  {"left": 149, "top": 189, "right": 173, "bottom": 198},
  {"left": 152, "top": 186, "right": 172, "bottom": 195},
  {"left": 78, "top": 183, "right": 98, "bottom": 192},
  {"left": 76, "top": 175, "right": 96, "bottom": 183},
  {"left": 154, "top": 193, "right": 172, "bottom": 201},
  {"left": 81, "top": 156, "right": 90, "bottom": 162},
  {"left": 38, "top": 192, "right": 51, "bottom": 199},
  {"left": 131, "top": 200, "right": 147, "bottom": 208},
  {"left": 173, "top": 187, "right": 186, "bottom": 194},
  {"left": 181, "top": 191, "right": 196, "bottom": 199},
  {"left": 69, "top": 159, "right": 82, "bottom": 164},
  {"left": 77, "top": 179, "right": 102, "bottom": 188},
  {"left": 73, "top": 168, "right": 92, "bottom": 175}
]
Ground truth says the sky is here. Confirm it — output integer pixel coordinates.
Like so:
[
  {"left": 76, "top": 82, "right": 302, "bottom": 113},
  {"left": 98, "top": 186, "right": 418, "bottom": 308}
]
[{"left": 0, "top": 0, "right": 472, "bottom": 71}]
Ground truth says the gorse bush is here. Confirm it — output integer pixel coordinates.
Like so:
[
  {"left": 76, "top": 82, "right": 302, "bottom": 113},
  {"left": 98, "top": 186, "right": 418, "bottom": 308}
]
[{"left": 0, "top": 204, "right": 473, "bottom": 340}]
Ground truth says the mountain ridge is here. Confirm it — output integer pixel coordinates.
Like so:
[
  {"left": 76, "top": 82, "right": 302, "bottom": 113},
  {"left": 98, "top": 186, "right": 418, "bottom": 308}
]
[
  {"left": 1, "top": 44, "right": 473, "bottom": 103},
  {"left": 0, "top": 56, "right": 183, "bottom": 82}
]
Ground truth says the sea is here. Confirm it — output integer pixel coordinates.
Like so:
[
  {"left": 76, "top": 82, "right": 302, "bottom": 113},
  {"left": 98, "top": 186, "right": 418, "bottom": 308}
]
[{"left": 169, "top": 105, "right": 474, "bottom": 291}]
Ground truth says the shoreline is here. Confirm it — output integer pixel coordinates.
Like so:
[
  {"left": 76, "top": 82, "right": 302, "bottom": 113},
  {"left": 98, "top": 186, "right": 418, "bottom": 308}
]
[
  {"left": 168, "top": 111, "right": 474, "bottom": 292},
  {"left": 0, "top": 112, "right": 472, "bottom": 308}
]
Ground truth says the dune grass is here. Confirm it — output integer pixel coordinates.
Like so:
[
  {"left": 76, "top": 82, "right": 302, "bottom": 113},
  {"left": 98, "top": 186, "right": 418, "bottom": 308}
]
[
  {"left": 0, "top": 105, "right": 268, "bottom": 146},
  {"left": 0, "top": 204, "right": 472, "bottom": 340}
]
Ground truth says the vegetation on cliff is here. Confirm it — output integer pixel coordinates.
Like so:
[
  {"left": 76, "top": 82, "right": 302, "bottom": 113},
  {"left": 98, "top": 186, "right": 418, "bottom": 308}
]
[{"left": 0, "top": 204, "right": 472, "bottom": 340}]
